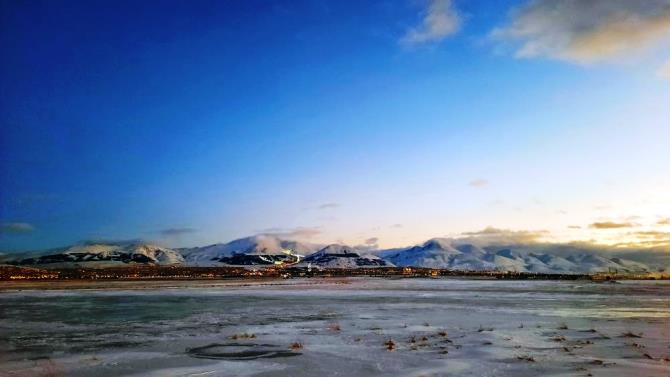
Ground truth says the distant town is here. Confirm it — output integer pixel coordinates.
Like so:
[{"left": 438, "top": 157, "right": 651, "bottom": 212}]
[{"left": 1, "top": 264, "right": 668, "bottom": 282}]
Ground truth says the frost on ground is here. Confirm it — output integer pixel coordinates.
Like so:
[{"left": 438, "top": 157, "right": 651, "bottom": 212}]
[{"left": 1, "top": 279, "right": 669, "bottom": 377}]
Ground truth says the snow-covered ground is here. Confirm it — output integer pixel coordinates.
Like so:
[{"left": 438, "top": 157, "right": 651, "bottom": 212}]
[{"left": 1, "top": 278, "right": 669, "bottom": 377}]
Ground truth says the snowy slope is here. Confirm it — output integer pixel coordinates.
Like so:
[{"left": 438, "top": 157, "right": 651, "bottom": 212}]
[
  {"left": 181, "top": 235, "right": 322, "bottom": 266},
  {"left": 297, "top": 244, "right": 394, "bottom": 268},
  {"left": 1, "top": 241, "right": 184, "bottom": 267},
  {"left": 2, "top": 235, "right": 662, "bottom": 273},
  {"left": 378, "top": 239, "right": 653, "bottom": 273}
]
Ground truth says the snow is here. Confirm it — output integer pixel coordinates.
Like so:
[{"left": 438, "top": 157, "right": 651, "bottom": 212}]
[
  {"left": 379, "top": 239, "right": 654, "bottom": 273},
  {"left": 2, "top": 279, "right": 669, "bottom": 377},
  {"left": 2, "top": 235, "right": 664, "bottom": 273},
  {"left": 0, "top": 241, "right": 184, "bottom": 267},
  {"left": 297, "top": 245, "right": 394, "bottom": 268},
  {"left": 182, "top": 235, "right": 322, "bottom": 266}
]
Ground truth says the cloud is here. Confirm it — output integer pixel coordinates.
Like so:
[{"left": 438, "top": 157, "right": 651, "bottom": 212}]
[
  {"left": 493, "top": 0, "right": 670, "bottom": 64},
  {"left": 630, "top": 231, "right": 670, "bottom": 237},
  {"left": 354, "top": 237, "right": 380, "bottom": 252},
  {"left": 0, "top": 222, "right": 34, "bottom": 234},
  {"left": 589, "top": 221, "right": 638, "bottom": 229},
  {"left": 658, "top": 218, "right": 670, "bottom": 225},
  {"left": 160, "top": 228, "right": 197, "bottom": 236},
  {"left": 390, "top": 223, "right": 404, "bottom": 228},
  {"left": 459, "top": 226, "right": 549, "bottom": 245},
  {"left": 567, "top": 225, "right": 581, "bottom": 229},
  {"left": 468, "top": 179, "right": 489, "bottom": 187},
  {"left": 659, "top": 60, "right": 670, "bottom": 77},
  {"left": 401, "top": 0, "right": 461, "bottom": 46},
  {"left": 317, "top": 202, "right": 340, "bottom": 210},
  {"left": 618, "top": 231, "right": 670, "bottom": 248},
  {"left": 259, "top": 226, "right": 321, "bottom": 239}
]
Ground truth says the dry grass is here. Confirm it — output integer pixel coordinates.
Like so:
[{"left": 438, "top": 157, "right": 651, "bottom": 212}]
[
  {"left": 230, "top": 332, "right": 255, "bottom": 340},
  {"left": 289, "top": 342, "right": 303, "bottom": 350},
  {"left": 517, "top": 355, "right": 535, "bottom": 362}
]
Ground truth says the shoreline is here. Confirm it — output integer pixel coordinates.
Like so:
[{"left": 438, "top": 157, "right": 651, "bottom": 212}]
[
  {"left": 2, "top": 275, "right": 669, "bottom": 291},
  {"left": 2, "top": 265, "right": 668, "bottom": 284}
]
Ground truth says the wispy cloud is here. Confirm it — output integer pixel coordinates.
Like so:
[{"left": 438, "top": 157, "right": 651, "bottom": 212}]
[
  {"left": 160, "top": 228, "right": 197, "bottom": 236},
  {"left": 658, "top": 217, "right": 670, "bottom": 225},
  {"left": 317, "top": 202, "right": 340, "bottom": 210},
  {"left": 659, "top": 60, "right": 670, "bottom": 78},
  {"left": 258, "top": 226, "right": 321, "bottom": 239},
  {"left": 365, "top": 237, "right": 379, "bottom": 245},
  {"left": 468, "top": 178, "right": 489, "bottom": 188},
  {"left": 460, "top": 226, "right": 549, "bottom": 245},
  {"left": 631, "top": 230, "right": 670, "bottom": 237},
  {"left": 567, "top": 225, "right": 581, "bottom": 229},
  {"left": 390, "top": 223, "right": 403, "bottom": 229},
  {"left": 589, "top": 221, "right": 638, "bottom": 229},
  {"left": 0, "top": 222, "right": 34, "bottom": 234},
  {"left": 492, "top": 0, "right": 670, "bottom": 65},
  {"left": 620, "top": 231, "right": 670, "bottom": 248},
  {"left": 354, "top": 237, "right": 380, "bottom": 251},
  {"left": 401, "top": 0, "right": 461, "bottom": 46}
]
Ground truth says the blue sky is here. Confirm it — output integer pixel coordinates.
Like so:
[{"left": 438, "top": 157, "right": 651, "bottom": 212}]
[{"left": 2, "top": 0, "right": 670, "bottom": 251}]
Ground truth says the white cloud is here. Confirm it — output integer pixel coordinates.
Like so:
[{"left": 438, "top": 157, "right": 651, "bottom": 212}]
[
  {"left": 401, "top": 0, "right": 461, "bottom": 46},
  {"left": 493, "top": 0, "right": 670, "bottom": 64}
]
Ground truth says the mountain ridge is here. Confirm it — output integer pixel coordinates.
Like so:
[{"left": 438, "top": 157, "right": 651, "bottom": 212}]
[{"left": 1, "top": 235, "right": 667, "bottom": 273}]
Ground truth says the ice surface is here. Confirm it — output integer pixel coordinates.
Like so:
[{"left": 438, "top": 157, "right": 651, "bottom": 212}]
[{"left": 1, "top": 278, "right": 669, "bottom": 376}]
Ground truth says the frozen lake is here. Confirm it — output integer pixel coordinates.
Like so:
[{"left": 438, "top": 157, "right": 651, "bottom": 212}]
[{"left": 1, "top": 278, "right": 669, "bottom": 376}]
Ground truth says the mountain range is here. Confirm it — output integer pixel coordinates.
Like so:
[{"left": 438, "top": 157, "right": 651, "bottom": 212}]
[
  {"left": 1, "top": 235, "right": 667, "bottom": 273},
  {"left": 377, "top": 238, "right": 652, "bottom": 273},
  {"left": 0, "top": 241, "right": 184, "bottom": 268}
]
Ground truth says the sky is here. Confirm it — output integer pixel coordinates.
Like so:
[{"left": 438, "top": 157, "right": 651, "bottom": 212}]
[{"left": 1, "top": 0, "right": 670, "bottom": 252}]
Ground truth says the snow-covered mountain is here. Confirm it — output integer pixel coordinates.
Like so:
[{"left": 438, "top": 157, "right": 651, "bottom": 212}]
[
  {"left": 297, "top": 244, "right": 393, "bottom": 268},
  {"left": 181, "top": 234, "right": 322, "bottom": 266},
  {"left": 2, "top": 235, "right": 665, "bottom": 273},
  {"left": 378, "top": 238, "right": 654, "bottom": 273},
  {"left": 1, "top": 241, "right": 184, "bottom": 268}
]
